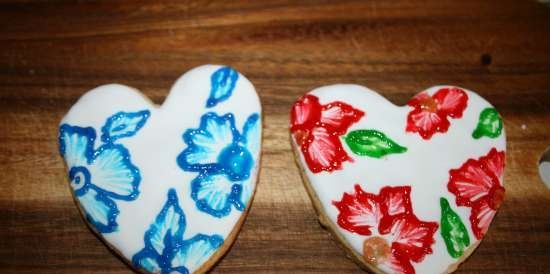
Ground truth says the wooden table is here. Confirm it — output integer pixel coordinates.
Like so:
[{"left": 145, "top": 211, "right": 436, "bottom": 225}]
[{"left": 1, "top": 1, "right": 549, "bottom": 273}]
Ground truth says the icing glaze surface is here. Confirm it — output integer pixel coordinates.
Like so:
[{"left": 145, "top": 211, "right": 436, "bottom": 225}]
[
  {"left": 58, "top": 65, "right": 261, "bottom": 273},
  {"left": 290, "top": 85, "right": 505, "bottom": 274}
]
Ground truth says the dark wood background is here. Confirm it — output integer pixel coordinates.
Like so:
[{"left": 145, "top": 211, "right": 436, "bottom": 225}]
[{"left": 1, "top": 1, "right": 549, "bottom": 273}]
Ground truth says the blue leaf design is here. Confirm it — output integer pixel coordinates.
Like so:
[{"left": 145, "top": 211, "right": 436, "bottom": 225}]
[
  {"left": 241, "top": 113, "right": 261, "bottom": 158},
  {"left": 206, "top": 66, "right": 239, "bottom": 108},
  {"left": 132, "top": 189, "right": 223, "bottom": 274},
  {"left": 101, "top": 110, "right": 150, "bottom": 143},
  {"left": 148, "top": 189, "right": 186, "bottom": 255}
]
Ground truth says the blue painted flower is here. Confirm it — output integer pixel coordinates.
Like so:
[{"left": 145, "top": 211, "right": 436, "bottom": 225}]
[
  {"left": 58, "top": 110, "right": 150, "bottom": 233},
  {"left": 206, "top": 66, "right": 239, "bottom": 108},
  {"left": 177, "top": 112, "right": 260, "bottom": 218},
  {"left": 132, "top": 189, "right": 223, "bottom": 274}
]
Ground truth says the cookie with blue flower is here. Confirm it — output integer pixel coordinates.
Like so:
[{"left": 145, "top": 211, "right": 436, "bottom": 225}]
[
  {"left": 58, "top": 65, "right": 262, "bottom": 274},
  {"left": 59, "top": 110, "right": 150, "bottom": 233}
]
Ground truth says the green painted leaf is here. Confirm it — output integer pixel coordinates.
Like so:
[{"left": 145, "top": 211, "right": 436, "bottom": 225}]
[
  {"left": 344, "top": 129, "right": 407, "bottom": 158},
  {"left": 440, "top": 198, "right": 470, "bottom": 258},
  {"left": 472, "top": 108, "right": 503, "bottom": 139}
]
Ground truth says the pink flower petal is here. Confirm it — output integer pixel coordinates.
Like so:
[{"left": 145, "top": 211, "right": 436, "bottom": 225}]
[
  {"left": 387, "top": 215, "right": 438, "bottom": 262},
  {"left": 290, "top": 94, "right": 322, "bottom": 132},
  {"left": 470, "top": 198, "right": 497, "bottom": 240},
  {"left": 379, "top": 186, "right": 413, "bottom": 217},
  {"left": 386, "top": 246, "right": 415, "bottom": 274},
  {"left": 406, "top": 108, "right": 450, "bottom": 140},
  {"left": 303, "top": 127, "right": 350, "bottom": 173},
  {"left": 333, "top": 184, "right": 383, "bottom": 236},
  {"left": 448, "top": 156, "right": 499, "bottom": 206},
  {"left": 448, "top": 149, "right": 505, "bottom": 240},
  {"left": 433, "top": 87, "right": 468, "bottom": 118},
  {"left": 407, "top": 92, "right": 431, "bottom": 108},
  {"left": 480, "top": 148, "right": 505, "bottom": 181},
  {"left": 320, "top": 101, "right": 365, "bottom": 135}
]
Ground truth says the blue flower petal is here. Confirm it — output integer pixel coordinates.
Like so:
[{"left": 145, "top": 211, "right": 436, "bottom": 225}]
[
  {"left": 206, "top": 66, "right": 239, "bottom": 108},
  {"left": 77, "top": 188, "right": 119, "bottom": 233},
  {"left": 132, "top": 251, "right": 162, "bottom": 273},
  {"left": 234, "top": 177, "right": 255, "bottom": 210},
  {"left": 178, "top": 113, "right": 237, "bottom": 170},
  {"left": 59, "top": 125, "right": 95, "bottom": 167},
  {"left": 171, "top": 234, "right": 224, "bottom": 272},
  {"left": 101, "top": 110, "right": 150, "bottom": 143},
  {"left": 162, "top": 267, "right": 189, "bottom": 274},
  {"left": 148, "top": 189, "right": 186, "bottom": 255},
  {"left": 191, "top": 173, "right": 237, "bottom": 217},
  {"left": 242, "top": 113, "right": 261, "bottom": 160},
  {"left": 88, "top": 144, "right": 140, "bottom": 200}
]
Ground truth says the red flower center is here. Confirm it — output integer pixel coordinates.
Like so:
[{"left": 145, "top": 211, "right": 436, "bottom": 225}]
[
  {"left": 489, "top": 187, "right": 505, "bottom": 210},
  {"left": 363, "top": 236, "right": 391, "bottom": 265},
  {"left": 293, "top": 129, "right": 309, "bottom": 146},
  {"left": 419, "top": 96, "right": 438, "bottom": 113}
]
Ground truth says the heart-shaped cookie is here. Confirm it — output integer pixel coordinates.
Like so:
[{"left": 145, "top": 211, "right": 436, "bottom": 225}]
[
  {"left": 290, "top": 85, "right": 505, "bottom": 274},
  {"left": 58, "top": 65, "right": 261, "bottom": 274}
]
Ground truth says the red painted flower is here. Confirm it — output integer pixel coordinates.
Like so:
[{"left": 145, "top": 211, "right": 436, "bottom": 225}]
[
  {"left": 448, "top": 148, "right": 505, "bottom": 240},
  {"left": 406, "top": 87, "right": 468, "bottom": 140},
  {"left": 333, "top": 185, "right": 438, "bottom": 274},
  {"left": 290, "top": 94, "right": 364, "bottom": 173}
]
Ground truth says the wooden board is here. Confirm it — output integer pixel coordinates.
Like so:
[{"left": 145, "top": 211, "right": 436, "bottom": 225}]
[{"left": 1, "top": 1, "right": 549, "bottom": 273}]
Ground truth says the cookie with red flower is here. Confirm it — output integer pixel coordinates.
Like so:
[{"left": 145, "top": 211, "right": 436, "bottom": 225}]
[
  {"left": 406, "top": 87, "right": 468, "bottom": 140},
  {"left": 448, "top": 148, "right": 506, "bottom": 239},
  {"left": 333, "top": 185, "right": 438, "bottom": 274},
  {"left": 290, "top": 94, "right": 364, "bottom": 173}
]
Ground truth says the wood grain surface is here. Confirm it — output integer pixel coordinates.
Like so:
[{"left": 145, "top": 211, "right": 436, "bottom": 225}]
[{"left": 1, "top": 1, "right": 549, "bottom": 273}]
